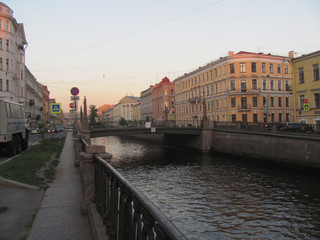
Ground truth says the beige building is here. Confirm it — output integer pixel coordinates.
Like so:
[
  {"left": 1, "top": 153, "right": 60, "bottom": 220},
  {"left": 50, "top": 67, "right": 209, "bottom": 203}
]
[
  {"left": 0, "top": 2, "right": 27, "bottom": 104},
  {"left": 175, "top": 51, "right": 293, "bottom": 124},
  {"left": 133, "top": 102, "right": 141, "bottom": 122},
  {"left": 113, "top": 96, "right": 140, "bottom": 123},
  {"left": 25, "top": 67, "right": 43, "bottom": 128}
]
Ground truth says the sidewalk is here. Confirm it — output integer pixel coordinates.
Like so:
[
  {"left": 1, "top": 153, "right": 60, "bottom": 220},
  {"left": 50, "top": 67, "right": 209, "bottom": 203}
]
[{"left": 28, "top": 132, "right": 93, "bottom": 240}]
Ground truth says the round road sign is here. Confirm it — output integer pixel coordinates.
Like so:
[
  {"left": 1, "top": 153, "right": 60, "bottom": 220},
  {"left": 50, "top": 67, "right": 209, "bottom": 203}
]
[
  {"left": 71, "top": 87, "right": 80, "bottom": 96},
  {"left": 69, "top": 103, "right": 73, "bottom": 108},
  {"left": 304, "top": 99, "right": 309, "bottom": 104}
]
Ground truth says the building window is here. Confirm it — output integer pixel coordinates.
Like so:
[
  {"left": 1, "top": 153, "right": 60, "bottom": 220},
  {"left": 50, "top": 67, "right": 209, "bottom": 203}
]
[
  {"left": 271, "top": 97, "right": 274, "bottom": 107},
  {"left": 286, "top": 113, "right": 289, "bottom": 122},
  {"left": 232, "top": 114, "right": 236, "bottom": 123},
  {"left": 286, "top": 97, "right": 289, "bottom": 107},
  {"left": 277, "top": 64, "right": 281, "bottom": 73},
  {"left": 263, "top": 97, "right": 267, "bottom": 106},
  {"left": 285, "top": 65, "right": 289, "bottom": 74},
  {"left": 262, "top": 63, "right": 266, "bottom": 73},
  {"left": 215, "top": 69, "right": 217, "bottom": 77},
  {"left": 0, "top": 20, "right": 2, "bottom": 29},
  {"left": 253, "top": 97, "right": 258, "bottom": 107},
  {"left": 171, "top": 101, "right": 174, "bottom": 108},
  {"left": 253, "top": 113, "right": 258, "bottom": 123},
  {"left": 279, "top": 113, "right": 282, "bottom": 122},
  {"left": 240, "top": 63, "right": 246, "bottom": 73},
  {"left": 0, "top": 38, "right": 2, "bottom": 49},
  {"left": 231, "top": 98, "right": 236, "bottom": 108},
  {"left": 6, "top": 40, "right": 9, "bottom": 51},
  {"left": 230, "top": 64, "right": 235, "bottom": 74},
  {"left": 313, "top": 64, "right": 319, "bottom": 81},
  {"left": 299, "top": 95, "right": 305, "bottom": 109},
  {"left": 230, "top": 80, "right": 235, "bottom": 91},
  {"left": 299, "top": 67, "right": 304, "bottom": 84},
  {"left": 263, "top": 79, "right": 267, "bottom": 90},
  {"left": 0, "top": 58, "right": 2, "bottom": 70},
  {"left": 252, "top": 79, "right": 257, "bottom": 90},
  {"left": 270, "top": 80, "right": 275, "bottom": 90},
  {"left": 251, "top": 62, "right": 257, "bottom": 72},
  {"left": 278, "top": 97, "right": 282, "bottom": 107},
  {"left": 271, "top": 113, "right": 275, "bottom": 122},
  {"left": 21, "top": 87, "right": 24, "bottom": 97},
  {"left": 5, "top": 21, "right": 8, "bottom": 31},
  {"left": 270, "top": 64, "right": 274, "bottom": 73},
  {"left": 241, "top": 97, "right": 247, "bottom": 109},
  {"left": 242, "top": 114, "right": 247, "bottom": 122},
  {"left": 0, "top": 79, "right": 2, "bottom": 91},
  {"left": 241, "top": 79, "right": 247, "bottom": 92},
  {"left": 278, "top": 80, "right": 282, "bottom": 91},
  {"left": 285, "top": 80, "right": 290, "bottom": 91},
  {"left": 315, "top": 93, "right": 320, "bottom": 108},
  {"left": 6, "top": 80, "right": 9, "bottom": 91},
  {"left": 6, "top": 59, "right": 9, "bottom": 71}
]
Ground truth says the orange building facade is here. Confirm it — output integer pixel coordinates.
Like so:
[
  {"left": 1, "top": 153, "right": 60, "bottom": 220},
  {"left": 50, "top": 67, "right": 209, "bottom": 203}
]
[
  {"left": 175, "top": 51, "right": 294, "bottom": 124},
  {"left": 152, "top": 77, "right": 175, "bottom": 122},
  {"left": 98, "top": 104, "right": 114, "bottom": 115}
]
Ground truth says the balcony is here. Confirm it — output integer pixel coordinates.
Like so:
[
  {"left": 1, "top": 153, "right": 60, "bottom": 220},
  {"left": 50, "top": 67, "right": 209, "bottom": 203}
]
[
  {"left": 189, "top": 97, "right": 201, "bottom": 103},
  {"left": 238, "top": 104, "right": 252, "bottom": 111}
]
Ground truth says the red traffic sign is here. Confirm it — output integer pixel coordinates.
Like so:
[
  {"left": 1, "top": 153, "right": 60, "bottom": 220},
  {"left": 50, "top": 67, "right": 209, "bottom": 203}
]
[
  {"left": 304, "top": 99, "right": 308, "bottom": 104},
  {"left": 69, "top": 103, "right": 73, "bottom": 108},
  {"left": 70, "top": 87, "right": 79, "bottom": 96}
]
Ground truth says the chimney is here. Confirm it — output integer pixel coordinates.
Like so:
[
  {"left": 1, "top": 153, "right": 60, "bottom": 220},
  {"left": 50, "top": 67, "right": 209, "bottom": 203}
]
[
  {"left": 228, "top": 51, "right": 234, "bottom": 56},
  {"left": 288, "top": 51, "right": 294, "bottom": 58}
]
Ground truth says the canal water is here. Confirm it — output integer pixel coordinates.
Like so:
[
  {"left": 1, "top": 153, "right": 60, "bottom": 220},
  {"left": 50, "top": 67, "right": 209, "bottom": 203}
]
[{"left": 92, "top": 136, "right": 320, "bottom": 240}]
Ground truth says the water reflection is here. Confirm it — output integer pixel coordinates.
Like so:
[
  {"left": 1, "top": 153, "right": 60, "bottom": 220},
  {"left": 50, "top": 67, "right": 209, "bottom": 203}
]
[{"left": 92, "top": 136, "right": 320, "bottom": 240}]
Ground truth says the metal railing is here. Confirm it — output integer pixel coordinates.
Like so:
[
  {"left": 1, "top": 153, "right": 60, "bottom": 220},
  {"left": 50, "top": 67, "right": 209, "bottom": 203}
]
[{"left": 93, "top": 154, "right": 187, "bottom": 240}]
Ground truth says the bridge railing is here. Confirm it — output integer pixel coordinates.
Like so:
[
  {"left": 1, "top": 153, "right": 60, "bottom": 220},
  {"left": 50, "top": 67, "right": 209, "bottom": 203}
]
[{"left": 77, "top": 138, "right": 187, "bottom": 240}]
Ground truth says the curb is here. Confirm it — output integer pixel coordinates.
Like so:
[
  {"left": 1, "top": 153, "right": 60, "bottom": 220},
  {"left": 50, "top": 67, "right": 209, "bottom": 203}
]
[
  {"left": 0, "top": 177, "right": 40, "bottom": 190},
  {"left": 87, "top": 203, "right": 109, "bottom": 240}
]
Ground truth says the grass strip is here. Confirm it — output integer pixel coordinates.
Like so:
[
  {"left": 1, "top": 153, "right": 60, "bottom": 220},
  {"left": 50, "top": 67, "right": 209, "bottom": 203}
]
[{"left": 0, "top": 137, "right": 65, "bottom": 189}]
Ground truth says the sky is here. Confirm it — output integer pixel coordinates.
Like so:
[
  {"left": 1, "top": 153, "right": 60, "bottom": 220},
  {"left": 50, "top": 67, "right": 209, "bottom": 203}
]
[{"left": 7, "top": 0, "right": 320, "bottom": 112}]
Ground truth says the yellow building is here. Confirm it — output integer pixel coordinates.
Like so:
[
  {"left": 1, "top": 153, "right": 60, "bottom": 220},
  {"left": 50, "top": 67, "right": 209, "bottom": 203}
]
[
  {"left": 174, "top": 64, "right": 214, "bottom": 126},
  {"left": 132, "top": 102, "right": 141, "bottom": 121},
  {"left": 292, "top": 50, "right": 320, "bottom": 124},
  {"left": 175, "top": 51, "right": 294, "bottom": 124}
]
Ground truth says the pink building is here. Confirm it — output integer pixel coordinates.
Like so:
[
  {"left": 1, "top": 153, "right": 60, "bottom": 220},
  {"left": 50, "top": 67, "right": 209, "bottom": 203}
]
[{"left": 152, "top": 77, "right": 175, "bottom": 122}]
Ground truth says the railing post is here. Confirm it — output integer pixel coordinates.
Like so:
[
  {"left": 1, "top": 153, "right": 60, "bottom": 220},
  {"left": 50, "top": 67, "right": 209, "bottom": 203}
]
[{"left": 80, "top": 144, "right": 108, "bottom": 214}]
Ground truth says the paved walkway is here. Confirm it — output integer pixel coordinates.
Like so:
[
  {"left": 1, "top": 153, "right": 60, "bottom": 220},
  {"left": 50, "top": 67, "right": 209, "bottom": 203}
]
[{"left": 28, "top": 132, "right": 93, "bottom": 240}]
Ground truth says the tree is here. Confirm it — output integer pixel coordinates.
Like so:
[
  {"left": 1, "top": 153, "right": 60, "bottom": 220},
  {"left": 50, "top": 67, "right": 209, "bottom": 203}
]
[
  {"left": 119, "top": 117, "right": 127, "bottom": 127},
  {"left": 89, "top": 105, "right": 98, "bottom": 127}
]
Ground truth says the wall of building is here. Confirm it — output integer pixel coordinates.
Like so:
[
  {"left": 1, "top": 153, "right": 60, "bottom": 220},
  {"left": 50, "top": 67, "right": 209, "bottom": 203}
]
[
  {"left": 175, "top": 51, "right": 294, "bottom": 124},
  {"left": 292, "top": 50, "right": 320, "bottom": 124}
]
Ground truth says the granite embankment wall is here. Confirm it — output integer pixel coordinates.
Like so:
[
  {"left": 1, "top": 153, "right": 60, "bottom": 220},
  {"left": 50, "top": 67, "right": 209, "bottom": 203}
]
[
  {"left": 212, "top": 130, "right": 320, "bottom": 170},
  {"left": 120, "top": 131, "right": 320, "bottom": 170}
]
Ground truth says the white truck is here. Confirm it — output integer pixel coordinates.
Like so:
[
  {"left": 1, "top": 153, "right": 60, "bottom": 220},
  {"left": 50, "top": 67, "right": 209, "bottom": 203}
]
[{"left": 0, "top": 99, "right": 28, "bottom": 156}]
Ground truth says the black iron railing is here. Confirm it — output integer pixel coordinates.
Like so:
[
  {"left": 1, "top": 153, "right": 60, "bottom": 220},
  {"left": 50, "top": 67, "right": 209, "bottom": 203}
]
[{"left": 93, "top": 154, "right": 187, "bottom": 240}]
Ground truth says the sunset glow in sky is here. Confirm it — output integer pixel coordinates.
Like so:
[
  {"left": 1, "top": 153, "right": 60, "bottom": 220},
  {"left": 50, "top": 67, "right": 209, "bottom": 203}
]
[{"left": 8, "top": 0, "right": 320, "bottom": 112}]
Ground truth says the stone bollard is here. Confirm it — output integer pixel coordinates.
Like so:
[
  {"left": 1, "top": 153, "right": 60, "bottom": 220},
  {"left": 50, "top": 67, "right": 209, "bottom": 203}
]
[
  {"left": 74, "top": 137, "right": 82, "bottom": 167},
  {"left": 80, "top": 144, "right": 107, "bottom": 214}
]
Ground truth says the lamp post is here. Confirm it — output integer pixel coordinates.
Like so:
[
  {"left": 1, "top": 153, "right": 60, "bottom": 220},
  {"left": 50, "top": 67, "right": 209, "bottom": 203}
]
[{"left": 202, "top": 89, "right": 208, "bottom": 127}]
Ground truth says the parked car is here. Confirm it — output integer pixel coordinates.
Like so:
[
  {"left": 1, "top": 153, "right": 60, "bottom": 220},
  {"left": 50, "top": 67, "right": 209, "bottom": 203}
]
[
  {"left": 65, "top": 126, "right": 73, "bottom": 131},
  {"left": 31, "top": 128, "right": 40, "bottom": 134},
  {"left": 279, "top": 123, "right": 313, "bottom": 133},
  {"left": 55, "top": 126, "right": 64, "bottom": 132},
  {"left": 48, "top": 128, "right": 55, "bottom": 133}
]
